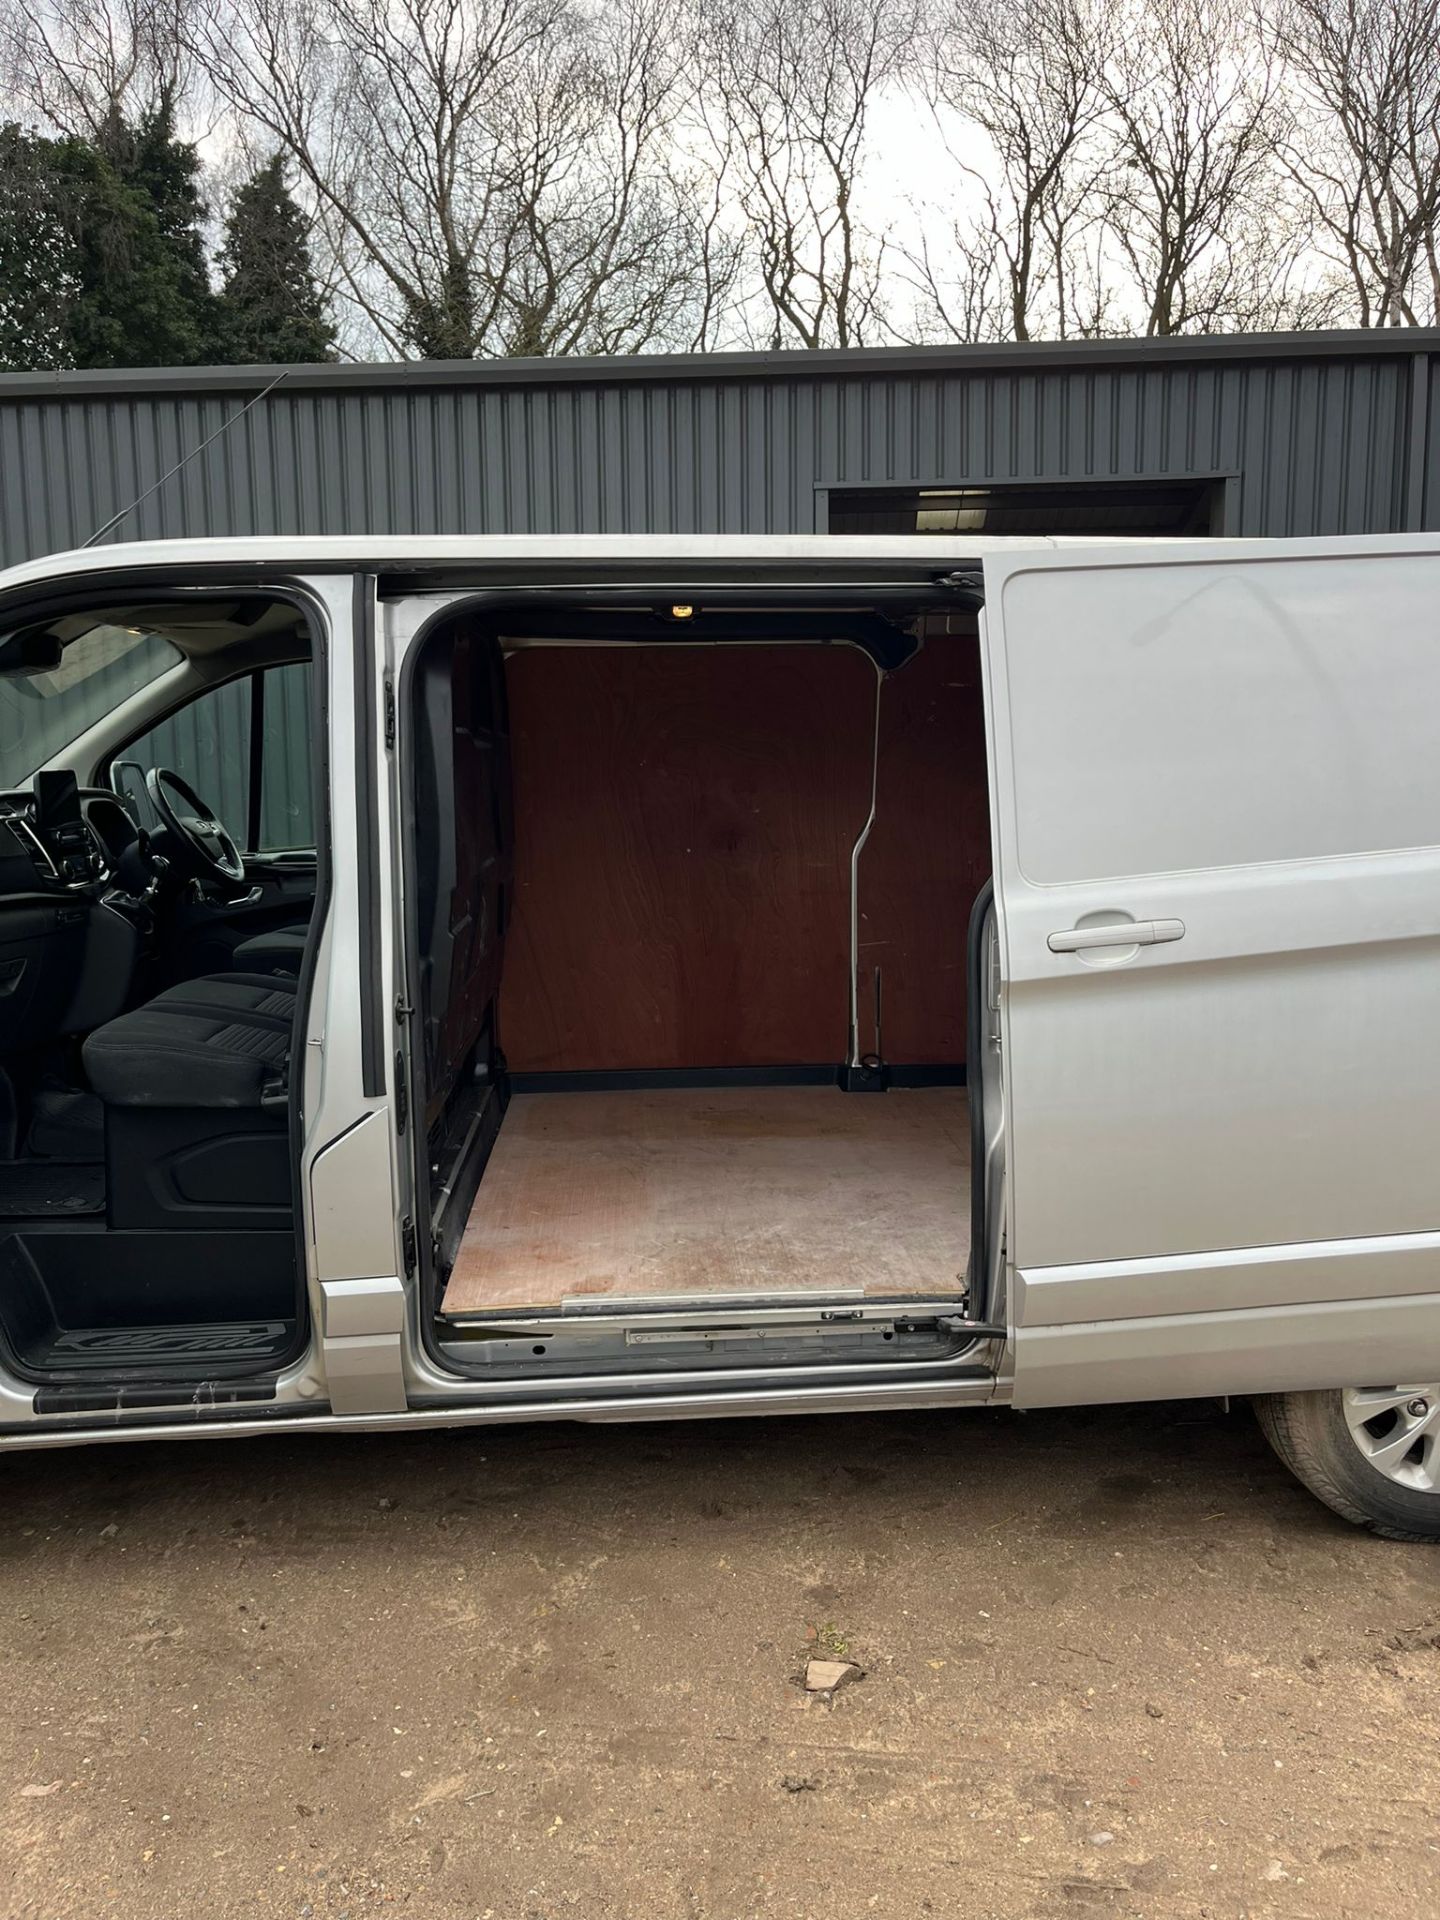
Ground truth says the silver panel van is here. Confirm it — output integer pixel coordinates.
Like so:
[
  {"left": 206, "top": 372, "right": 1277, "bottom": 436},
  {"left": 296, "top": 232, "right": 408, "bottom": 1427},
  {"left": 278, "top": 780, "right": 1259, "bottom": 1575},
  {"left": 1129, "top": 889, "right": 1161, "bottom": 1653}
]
[{"left": 0, "top": 532, "right": 1435, "bottom": 1540}]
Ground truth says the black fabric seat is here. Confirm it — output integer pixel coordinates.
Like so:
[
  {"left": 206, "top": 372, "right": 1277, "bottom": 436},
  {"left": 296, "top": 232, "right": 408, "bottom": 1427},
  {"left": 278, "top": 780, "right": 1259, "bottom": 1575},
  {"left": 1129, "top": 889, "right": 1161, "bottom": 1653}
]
[
  {"left": 231, "top": 925, "right": 308, "bottom": 974},
  {"left": 83, "top": 974, "right": 299, "bottom": 1110}
]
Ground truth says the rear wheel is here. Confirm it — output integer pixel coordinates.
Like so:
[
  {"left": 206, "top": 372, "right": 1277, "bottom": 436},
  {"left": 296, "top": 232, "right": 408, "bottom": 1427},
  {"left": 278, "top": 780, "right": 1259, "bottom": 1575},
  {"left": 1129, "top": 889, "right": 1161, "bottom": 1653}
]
[{"left": 1255, "top": 1386, "right": 1440, "bottom": 1541}]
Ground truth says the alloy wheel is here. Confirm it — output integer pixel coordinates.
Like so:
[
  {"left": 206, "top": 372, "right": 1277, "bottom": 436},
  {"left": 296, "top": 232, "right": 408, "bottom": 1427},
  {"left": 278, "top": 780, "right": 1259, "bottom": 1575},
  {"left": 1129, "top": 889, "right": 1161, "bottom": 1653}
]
[{"left": 1342, "top": 1386, "right": 1440, "bottom": 1492}]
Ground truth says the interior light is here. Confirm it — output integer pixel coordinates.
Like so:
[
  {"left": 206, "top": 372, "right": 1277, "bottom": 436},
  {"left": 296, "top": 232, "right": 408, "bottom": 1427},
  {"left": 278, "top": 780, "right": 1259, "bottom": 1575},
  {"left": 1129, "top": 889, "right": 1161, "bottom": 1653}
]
[{"left": 669, "top": 604, "right": 695, "bottom": 620}]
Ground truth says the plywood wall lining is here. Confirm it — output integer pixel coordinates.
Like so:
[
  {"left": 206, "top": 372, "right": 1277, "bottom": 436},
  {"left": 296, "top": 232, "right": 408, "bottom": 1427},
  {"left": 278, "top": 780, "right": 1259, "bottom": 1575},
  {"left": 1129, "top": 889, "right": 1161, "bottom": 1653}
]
[
  {"left": 499, "top": 644, "right": 875, "bottom": 1070},
  {"left": 498, "top": 636, "right": 990, "bottom": 1072},
  {"left": 855, "top": 634, "right": 992, "bottom": 1064}
]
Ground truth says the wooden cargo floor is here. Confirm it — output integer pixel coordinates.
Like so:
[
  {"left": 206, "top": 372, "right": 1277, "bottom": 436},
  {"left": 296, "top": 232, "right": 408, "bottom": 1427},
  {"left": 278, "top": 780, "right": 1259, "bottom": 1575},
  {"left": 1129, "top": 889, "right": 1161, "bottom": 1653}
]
[{"left": 444, "top": 1086, "right": 971, "bottom": 1314}]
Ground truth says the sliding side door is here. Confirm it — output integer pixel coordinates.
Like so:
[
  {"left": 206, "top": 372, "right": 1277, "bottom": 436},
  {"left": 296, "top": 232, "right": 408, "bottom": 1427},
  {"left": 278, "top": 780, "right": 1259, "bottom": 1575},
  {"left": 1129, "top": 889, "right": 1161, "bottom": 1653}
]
[{"left": 981, "top": 539, "right": 1440, "bottom": 1407}]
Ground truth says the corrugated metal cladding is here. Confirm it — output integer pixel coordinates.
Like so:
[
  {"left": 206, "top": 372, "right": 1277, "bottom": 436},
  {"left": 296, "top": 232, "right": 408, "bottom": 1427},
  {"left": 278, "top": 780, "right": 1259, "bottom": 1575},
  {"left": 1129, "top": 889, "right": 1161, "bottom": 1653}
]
[{"left": 0, "top": 332, "right": 1436, "bottom": 567}]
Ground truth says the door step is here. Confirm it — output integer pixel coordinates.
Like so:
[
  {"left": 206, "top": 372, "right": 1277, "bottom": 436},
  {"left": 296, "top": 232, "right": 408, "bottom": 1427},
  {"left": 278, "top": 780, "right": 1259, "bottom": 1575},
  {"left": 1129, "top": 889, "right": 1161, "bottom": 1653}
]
[
  {"left": 19, "top": 1319, "right": 297, "bottom": 1387},
  {"left": 47, "top": 1321, "right": 291, "bottom": 1364}
]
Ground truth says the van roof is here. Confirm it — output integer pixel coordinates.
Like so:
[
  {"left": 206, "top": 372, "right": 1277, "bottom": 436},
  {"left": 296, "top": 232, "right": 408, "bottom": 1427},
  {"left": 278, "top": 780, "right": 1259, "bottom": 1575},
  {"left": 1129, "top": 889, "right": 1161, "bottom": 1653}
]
[{"left": 3, "top": 529, "right": 1437, "bottom": 597}]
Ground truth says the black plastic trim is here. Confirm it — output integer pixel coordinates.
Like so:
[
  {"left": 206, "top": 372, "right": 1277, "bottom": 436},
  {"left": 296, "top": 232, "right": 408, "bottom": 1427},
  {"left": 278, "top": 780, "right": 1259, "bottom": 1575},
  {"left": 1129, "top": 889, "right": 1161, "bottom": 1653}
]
[
  {"left": 395, "top": 607, "right": 435, "bottom": 1329},
  {"left": 508, "top": 1063, "right": 966, "bottom": 1093},
  {"left": 888, "top": 1064, "right": 968, "bottom": 1088},
  {"left": 353, "top": 576, "right": 384, "bottom": 1096},
  {"left": 509, "top": 1064, "right": 838, "bottom": 1093},
  {"left": 433, "top": 1082, "right": 504, "bottom": 1289},
  {"left": 283, "top": 629, "right": 331, "bottom": 1374},
  {"left": 380, "top": 579, "right": 957, "bottom": 617},
  {"left": 966, "top": 877, "right": 995, "bottom": 1317},
  {"left": 246, "top": 666, "right": 265, "bottom": 850},
  {"left": 396, "top": 619, "right": 513, "bottom": 1336},
  {"left": 33, "top": 1379, "right": 278, "bottom": 1414},
  {"left": 465, "top": 605, "right": 921, "bottom": 668}
]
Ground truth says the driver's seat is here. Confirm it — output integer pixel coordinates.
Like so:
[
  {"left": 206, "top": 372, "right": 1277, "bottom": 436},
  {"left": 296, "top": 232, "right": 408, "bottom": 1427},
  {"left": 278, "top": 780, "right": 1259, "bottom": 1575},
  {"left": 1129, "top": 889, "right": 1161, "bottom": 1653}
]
[{"left": 83, "top": 974, "right": 298, "bottom": 1231}]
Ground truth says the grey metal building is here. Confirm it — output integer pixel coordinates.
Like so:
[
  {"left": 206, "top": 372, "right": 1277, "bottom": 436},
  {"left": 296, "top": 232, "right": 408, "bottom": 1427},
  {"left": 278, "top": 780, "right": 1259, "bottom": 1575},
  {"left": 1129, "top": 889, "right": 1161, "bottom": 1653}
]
[{"left": 0, "top": 330, "right": 1436, "bottom": 568}]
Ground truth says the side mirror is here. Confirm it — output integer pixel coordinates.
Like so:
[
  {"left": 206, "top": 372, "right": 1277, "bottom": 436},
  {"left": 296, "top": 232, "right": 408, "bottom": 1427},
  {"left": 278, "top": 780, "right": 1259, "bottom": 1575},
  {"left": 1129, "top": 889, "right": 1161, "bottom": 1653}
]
[
  {"left": 0, "top": 626, "right": 64, "bottom": 678},
  {"left": 110, "top": 758, "right": 150, "bottom": 821}
]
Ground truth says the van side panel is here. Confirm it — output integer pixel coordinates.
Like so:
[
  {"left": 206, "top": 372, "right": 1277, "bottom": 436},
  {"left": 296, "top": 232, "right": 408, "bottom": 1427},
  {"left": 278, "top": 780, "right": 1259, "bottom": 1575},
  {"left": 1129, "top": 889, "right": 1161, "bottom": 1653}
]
[
  {"left": 982, "top": 543, "right": 1440, "bottom": 1404},
  {"left": 1011, "top": 1296, "right": 1440, "bottom": 1409},
  {"left": 1003, "top": 854, "right": 1440, "bottom": 1267}
]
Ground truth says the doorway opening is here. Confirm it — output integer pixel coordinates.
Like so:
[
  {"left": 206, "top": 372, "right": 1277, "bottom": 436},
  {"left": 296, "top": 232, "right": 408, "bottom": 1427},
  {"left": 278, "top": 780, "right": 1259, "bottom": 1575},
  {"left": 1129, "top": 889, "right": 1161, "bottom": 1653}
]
[{"left": 403, "top": 593, "right": 998, "bottom": 1375}]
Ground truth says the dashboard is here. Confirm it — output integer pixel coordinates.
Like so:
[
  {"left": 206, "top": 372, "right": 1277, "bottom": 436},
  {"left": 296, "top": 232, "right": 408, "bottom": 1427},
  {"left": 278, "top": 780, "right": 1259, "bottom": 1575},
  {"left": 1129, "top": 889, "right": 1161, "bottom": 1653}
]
[
  {"left": 0, "top": 778, "right": 156, "bottom": 1052},
  {"left": 0, "top": 781, "right": 142, "bottom": 900}
]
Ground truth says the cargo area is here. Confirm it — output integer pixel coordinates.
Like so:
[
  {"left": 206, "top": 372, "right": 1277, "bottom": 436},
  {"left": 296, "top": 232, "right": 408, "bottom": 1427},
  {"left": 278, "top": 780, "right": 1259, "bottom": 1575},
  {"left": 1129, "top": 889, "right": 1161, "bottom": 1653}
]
[
  {"left": 443, "top": 1085, "right": 971, "bottom": 1313},
  {"left": 407, "top": 602, "right": 992, "bottom": 1323}
]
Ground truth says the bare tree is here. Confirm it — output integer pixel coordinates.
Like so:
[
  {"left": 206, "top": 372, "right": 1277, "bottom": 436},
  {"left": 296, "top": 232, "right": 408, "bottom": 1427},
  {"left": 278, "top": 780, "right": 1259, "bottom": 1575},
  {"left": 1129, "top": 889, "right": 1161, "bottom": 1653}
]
[
  {"left": 900, "top": 0, "right": 1321, "bottom": 343},
  {"left": 1099, "top": 0, "right": 1290, "bottom": 334},
  {"left": 695, "top": 0, "right": 918, "bottom": 348},
  {"left": 915, "top": 0, "right": 1110, "bottom": 343},
  {"left": 194, "top": 0, "right": 726, "bottom": 357},
  {"left": 19, "top": 0, "right": 1418, "bottom": 364},
  {"left": 673, "top": 136, "right": 746, "bottom": 353},
  {"left": 1267, "top": 0, "right": 1440, "bottom": 325},
  {"left": 1, "top": 0, "right": 193, "bottom": 143},
  {"left": 483, "top": 1, "right": 739, "bottom": 356},
  {"left": 895, "top": 219, "right": 1011, "bottom": 344},
  {"left": 194, "top": 0, "right": 554, "bottom": 357}
]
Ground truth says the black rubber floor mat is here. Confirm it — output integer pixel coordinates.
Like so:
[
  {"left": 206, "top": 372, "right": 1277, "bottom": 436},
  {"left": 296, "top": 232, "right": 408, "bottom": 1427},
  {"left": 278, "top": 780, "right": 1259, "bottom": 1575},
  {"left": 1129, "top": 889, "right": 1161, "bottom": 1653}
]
[
  {"left": 28, "top": 1086, "right": 105, "bottom": 1162},
  {"left": 0, "top": 1162, "right": 105, "bottom": 1217}
]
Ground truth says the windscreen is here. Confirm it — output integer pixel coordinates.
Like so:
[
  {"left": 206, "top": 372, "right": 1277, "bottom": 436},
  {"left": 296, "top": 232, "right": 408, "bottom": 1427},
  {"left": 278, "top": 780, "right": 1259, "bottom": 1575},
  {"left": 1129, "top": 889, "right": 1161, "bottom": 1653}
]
[{"left": 0, "top": 621, "right": 181, "bottom": 789}]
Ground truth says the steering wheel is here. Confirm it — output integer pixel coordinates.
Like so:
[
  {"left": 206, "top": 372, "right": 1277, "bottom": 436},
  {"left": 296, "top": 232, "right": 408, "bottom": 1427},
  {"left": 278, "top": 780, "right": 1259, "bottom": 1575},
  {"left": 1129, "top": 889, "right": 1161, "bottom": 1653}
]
[{"left": 144, "top": 767, "right": 246, "bottom": 886}]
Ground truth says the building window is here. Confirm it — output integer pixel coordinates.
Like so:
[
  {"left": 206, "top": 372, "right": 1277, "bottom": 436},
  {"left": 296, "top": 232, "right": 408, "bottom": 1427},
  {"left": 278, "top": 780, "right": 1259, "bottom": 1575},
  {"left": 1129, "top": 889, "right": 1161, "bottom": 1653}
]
[{"left": 825, "top": 479, "right": 1222, "bottom": 538}]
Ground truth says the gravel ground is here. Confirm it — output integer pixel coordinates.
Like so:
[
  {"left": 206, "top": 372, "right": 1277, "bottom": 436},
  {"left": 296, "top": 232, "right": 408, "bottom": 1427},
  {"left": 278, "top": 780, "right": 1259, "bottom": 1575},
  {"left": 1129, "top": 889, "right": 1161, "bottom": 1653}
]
[{"left": 3, "top": 1398, "right": 1439, "bottom": 1918}]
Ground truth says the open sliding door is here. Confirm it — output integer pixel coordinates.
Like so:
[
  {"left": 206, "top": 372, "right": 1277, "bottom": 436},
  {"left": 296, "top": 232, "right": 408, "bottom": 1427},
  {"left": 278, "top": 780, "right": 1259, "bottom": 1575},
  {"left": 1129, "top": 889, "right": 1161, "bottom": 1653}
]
[{"left": 981, "top": 539, "right": 1440, "bottom": 1408}]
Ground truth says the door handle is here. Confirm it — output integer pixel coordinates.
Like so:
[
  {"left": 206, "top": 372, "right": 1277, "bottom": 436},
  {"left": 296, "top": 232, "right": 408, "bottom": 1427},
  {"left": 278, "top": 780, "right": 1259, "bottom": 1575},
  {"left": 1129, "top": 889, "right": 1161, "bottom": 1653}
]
[{"left": 1047, "top": 918, "right": 1185, "bottom": 954}]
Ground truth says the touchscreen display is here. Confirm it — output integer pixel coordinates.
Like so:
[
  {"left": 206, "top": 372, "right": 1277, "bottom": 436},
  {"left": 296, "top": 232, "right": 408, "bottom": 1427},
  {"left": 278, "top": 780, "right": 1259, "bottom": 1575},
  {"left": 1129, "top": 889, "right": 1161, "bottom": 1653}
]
[{"left": 32, "top": 768, "right": 83, "bottom": 832}]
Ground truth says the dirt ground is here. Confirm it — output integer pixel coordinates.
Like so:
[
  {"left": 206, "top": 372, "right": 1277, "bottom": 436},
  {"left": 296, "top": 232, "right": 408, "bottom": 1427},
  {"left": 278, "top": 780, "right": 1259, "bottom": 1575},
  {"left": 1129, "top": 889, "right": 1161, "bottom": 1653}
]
[{"left": 3, "top": 1399, "right": 1438, "bottom": 1919}]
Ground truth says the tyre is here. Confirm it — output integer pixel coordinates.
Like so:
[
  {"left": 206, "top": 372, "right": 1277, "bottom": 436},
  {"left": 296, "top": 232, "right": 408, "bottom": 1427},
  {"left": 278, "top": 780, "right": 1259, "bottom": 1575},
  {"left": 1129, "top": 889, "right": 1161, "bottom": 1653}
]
[{"left": 1255, "top": 1386, "right": 1440, "bottom": 1541}]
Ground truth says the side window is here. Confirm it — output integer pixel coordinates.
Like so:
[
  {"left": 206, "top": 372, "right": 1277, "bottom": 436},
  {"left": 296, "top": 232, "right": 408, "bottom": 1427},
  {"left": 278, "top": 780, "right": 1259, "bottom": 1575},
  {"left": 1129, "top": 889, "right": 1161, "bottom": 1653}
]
[
  {"left": 117, "top": 663, "right": 314, "bottom": 854},
  {"left": 256, "top": 663, "right": 315, "bottom": 852}
]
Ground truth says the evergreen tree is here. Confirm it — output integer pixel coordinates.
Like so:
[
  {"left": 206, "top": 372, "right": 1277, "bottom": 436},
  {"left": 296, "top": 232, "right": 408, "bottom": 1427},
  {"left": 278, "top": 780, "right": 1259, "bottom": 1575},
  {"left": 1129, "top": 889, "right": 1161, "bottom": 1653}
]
[
  {"left": 106, "top": 102, "right": 223, "bottom": 365},
  {"left": 402, "top": 260, "right": 478, "bottom": 361},
  {"left": 0, "top": 127, "right": 91, "bottom": 371},
  {"left": 0, "top": 113, "right": 224, "bottom": 371},
  {"left": 217, "top": 155, "right": 336, "bottom": 363}
]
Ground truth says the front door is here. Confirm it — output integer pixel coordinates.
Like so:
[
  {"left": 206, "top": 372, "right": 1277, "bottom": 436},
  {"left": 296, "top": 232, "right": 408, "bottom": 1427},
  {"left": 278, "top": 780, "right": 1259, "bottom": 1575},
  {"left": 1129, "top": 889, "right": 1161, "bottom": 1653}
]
[{"left": 981, "top": 538, "right": 1440, "bottom": 1407}]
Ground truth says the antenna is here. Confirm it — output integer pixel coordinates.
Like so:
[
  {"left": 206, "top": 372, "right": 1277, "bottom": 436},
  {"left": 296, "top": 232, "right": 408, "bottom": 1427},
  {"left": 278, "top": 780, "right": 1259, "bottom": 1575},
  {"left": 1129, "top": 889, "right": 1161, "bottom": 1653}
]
[{"left": 81, "top": 368, "right": 291, "bottom": 550}]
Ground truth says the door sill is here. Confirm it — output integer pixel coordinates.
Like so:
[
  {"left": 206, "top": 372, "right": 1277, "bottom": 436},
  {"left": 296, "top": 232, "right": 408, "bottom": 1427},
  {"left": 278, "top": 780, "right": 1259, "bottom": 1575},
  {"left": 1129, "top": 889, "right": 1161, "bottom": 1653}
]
[
  {"left": 439, "top": 1290, "right": 972, "bottom": 1332},
  {"left": 430, "top": 1293, "right": 1001, "bottom": 1389},
  {"left": 0, "top": 1370, "right": 1005, "bottom": 1449}
]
